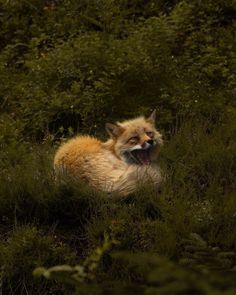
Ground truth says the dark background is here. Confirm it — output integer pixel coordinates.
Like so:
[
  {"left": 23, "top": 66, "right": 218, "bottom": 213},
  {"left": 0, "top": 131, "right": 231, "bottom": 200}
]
[{"left": 0, "top": 1, "right": 236, "bottom": 294}]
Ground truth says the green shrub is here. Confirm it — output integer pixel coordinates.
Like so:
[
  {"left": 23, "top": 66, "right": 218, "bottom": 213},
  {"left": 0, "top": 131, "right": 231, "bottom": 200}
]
[{"left": 1, "top": 0, "right": 236, "bottom": 138}]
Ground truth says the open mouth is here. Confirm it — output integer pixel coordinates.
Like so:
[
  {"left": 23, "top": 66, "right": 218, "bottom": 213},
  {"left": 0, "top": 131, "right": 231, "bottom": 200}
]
[{"left": 129, "top": 149, "right": 151, "bottom": 165}]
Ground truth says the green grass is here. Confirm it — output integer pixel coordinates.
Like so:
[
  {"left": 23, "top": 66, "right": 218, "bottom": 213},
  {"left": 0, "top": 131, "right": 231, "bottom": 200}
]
[
  {"left": 1, "top": 1, "right": 236, "bottom": 293},
  {"left": 0, "top": 116, "right": 235, "bottom": 294}
]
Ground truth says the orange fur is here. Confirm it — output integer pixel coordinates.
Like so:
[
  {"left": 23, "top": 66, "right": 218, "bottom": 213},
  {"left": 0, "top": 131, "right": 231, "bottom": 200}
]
[{"left": 54, "top": 115, "right": 163, "bottom": 196}]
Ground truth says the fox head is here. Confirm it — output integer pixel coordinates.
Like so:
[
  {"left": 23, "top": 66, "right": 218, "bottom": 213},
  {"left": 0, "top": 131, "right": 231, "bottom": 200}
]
[{"left": 105, "top": 110, "right": 163, "bottom": 165}]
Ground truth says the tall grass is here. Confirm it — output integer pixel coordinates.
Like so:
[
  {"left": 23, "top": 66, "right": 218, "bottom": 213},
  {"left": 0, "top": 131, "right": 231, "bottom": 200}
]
[{"left": 0, "top": 116, "right": 235, "bottom": 294}]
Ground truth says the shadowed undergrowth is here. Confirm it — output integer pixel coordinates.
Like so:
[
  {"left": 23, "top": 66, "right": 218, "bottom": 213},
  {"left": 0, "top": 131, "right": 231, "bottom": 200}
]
[
  {"left": 1, "top": 1, "right": 236, "bottom": 293},
  {"left": 0, "top": 117, "right": 235, "bottom": 294}
]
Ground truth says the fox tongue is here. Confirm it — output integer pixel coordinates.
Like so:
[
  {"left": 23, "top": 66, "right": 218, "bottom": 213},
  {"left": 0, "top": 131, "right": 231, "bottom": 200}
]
[{"left": 135, "top": 150, "right": 151, "bottom": 165}]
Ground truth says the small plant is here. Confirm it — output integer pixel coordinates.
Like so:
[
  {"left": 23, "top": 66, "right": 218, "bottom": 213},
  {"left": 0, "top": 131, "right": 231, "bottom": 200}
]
[
  {"left": 34, "top": 233, "right": 118, "bottom": 292},
  {"left": 0, "top": 226, "right": 76, "bottom": 294}
]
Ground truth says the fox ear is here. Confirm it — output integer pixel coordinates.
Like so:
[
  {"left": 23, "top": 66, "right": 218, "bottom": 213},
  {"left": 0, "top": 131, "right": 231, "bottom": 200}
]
[
  {"left": 146, "top": 109, "right": 156, "bottom": 124},
  {"left": 105, "top": 123, "right": 124, "bottom": 138}
]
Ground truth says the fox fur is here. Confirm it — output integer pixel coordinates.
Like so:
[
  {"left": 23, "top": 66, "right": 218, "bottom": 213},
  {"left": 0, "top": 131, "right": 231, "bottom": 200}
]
[{"left": 54, "top": 111, "right": 163, "bottom": 196}]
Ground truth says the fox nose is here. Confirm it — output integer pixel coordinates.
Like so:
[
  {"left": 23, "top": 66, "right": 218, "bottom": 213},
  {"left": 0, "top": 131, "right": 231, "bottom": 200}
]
[
  {"left": 146, "top": 139, "right": 154, "bottom": 146},
  {"left": 141, "top": 139, "right": 154, "bottom": 148}
]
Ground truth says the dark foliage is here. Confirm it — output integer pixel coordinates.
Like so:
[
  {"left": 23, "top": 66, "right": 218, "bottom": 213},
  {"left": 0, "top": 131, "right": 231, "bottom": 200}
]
[{"left": 0, "top": 0, "right": 236, "bottom": 294}]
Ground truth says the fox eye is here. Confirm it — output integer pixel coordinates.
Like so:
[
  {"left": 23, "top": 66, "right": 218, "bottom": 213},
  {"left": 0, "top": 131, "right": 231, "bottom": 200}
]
[
  {"left": 146, "top": 131, "right": 154, "bottom": 138},
  {"left": 128, "top": 136, "right": 139, "bottom": 143}
]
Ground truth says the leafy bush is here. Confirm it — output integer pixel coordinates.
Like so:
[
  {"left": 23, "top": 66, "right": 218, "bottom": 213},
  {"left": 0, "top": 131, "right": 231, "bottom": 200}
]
[
  {"left": 33, "top": 234, "right": 236, "bottom": 295},
  {"left": 1, "top": 0, "right": 236, "bottom": 138}
]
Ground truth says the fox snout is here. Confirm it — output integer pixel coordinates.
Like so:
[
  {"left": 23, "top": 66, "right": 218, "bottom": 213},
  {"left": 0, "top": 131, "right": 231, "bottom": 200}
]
[{"left": 141, "top": 139, "right": 154, "bottom": 148}]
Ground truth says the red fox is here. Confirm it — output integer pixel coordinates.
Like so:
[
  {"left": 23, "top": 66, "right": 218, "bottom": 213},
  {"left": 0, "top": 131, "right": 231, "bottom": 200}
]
[{"left": 54, "top": 110, "right": 163, "bottom": 196}]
